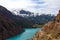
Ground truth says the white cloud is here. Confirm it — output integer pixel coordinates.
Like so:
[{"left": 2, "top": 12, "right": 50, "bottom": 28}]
[
  {"left": 29, "top": 0, "right": 60, "bottom": 15},
  {"left": 0, "top": 0, "right": 31, "bottom": 9},
  {"left": 0, "top": 0, "right": 60, "bottom": 15}
]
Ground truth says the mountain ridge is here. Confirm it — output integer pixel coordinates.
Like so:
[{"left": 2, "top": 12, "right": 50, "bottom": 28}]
[{"left": 0, "top": 5, "right": 24, "bottom": 40}]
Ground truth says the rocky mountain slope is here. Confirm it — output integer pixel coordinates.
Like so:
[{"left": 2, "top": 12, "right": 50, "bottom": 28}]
[
  {"left": 30, "top": 10, "right": 60, "bottom": 40},
  {"left": 0, "top": 6, "right": 24, "bottom": 40}
]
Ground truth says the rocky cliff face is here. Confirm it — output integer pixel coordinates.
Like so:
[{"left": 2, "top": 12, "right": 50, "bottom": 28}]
[
  {"left": 0, "top": 6, "right": 24, "bottom": 40},
  {"left": 30, "top": 10, "right": 60, "bottom": 40},
  {"left": 56, "top": 10, "right": 60, "bottom": 22}
]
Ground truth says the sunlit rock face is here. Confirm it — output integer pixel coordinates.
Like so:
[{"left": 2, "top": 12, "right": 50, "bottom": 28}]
[
  {"left": 56, "top": 10, "right": 60, "bottom": 22},
  {"left": 0, "top": 5, "right": 24, "bottom": 40},
  {"left": 30, "top": 10, "right": 60, "bottom": 40}
]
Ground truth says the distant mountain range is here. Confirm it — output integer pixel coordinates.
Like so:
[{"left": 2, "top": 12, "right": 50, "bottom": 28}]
[
  {"left": 20, "top": 10, "right": 33, "bottom": 14},
  {"left": 12, "top": 9, "right": 34, "bottom": 17}
]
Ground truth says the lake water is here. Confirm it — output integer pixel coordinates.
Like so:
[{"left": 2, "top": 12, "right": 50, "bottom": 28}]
[{"left": 6, "top": 28, "right": 41, "bottom": 40}]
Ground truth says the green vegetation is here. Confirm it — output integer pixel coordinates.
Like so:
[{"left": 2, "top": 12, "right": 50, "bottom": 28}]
[
  {"left": 13, "top": 14, "right": 55, "bottom": 28},
  {"left": 33, "top": 24, "right": 43, "bottom": 28}
]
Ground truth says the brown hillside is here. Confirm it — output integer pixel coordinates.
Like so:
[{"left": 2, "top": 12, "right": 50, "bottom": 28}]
[
  {"left": 56, "top": 10, "right": 60, "bottom": 22},
  {"left": 30, "top": 10, "right": 60, "bottom": 40}
]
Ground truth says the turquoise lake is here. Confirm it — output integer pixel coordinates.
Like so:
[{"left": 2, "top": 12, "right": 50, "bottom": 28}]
[{"left": 6, "top": 28, "right": 41, "bottom": 40}]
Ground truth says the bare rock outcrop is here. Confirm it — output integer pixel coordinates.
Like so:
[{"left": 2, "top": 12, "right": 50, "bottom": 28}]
[
  {"left": 56, "top": 10, "right": 60, "bottom": 22},
  {"left": 30, "top": 10, "right": 60, "bottom": 40}
]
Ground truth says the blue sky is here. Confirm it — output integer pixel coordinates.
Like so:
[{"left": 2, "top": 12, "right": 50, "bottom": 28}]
[{"left": 0, "top": 0, "right": 60, "bottom": 15}]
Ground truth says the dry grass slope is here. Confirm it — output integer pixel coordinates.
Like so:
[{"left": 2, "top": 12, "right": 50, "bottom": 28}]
[{"left": 30, "top": 10, "right": 60, "bottom": 40}]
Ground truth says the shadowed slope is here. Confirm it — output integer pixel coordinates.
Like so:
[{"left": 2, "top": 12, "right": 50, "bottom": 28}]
[{"left": 0, "top": 6, "right": 24, "bottom": 40}]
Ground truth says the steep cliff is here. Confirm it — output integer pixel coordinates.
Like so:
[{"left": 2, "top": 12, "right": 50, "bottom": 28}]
[
  {"left": 30, "top": 10, "right": 60, "bottom": 40},
  {"left": 0, "top": 6, "right": 24, "bottom": 40}
]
